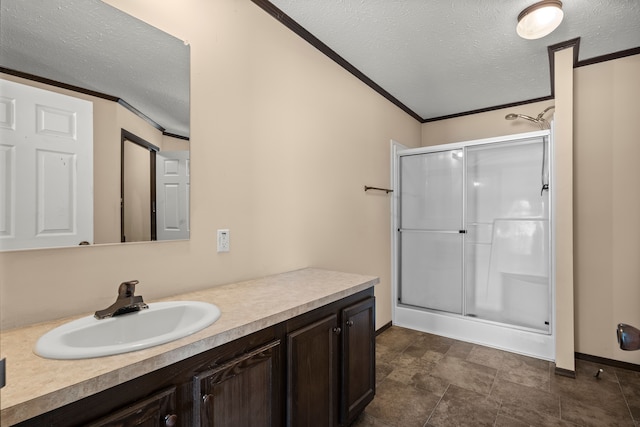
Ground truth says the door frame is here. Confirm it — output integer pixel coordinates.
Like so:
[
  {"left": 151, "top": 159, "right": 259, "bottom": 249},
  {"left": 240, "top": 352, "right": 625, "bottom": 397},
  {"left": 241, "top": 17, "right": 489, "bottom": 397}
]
[
  {"left": 390, "top": 140, "right": 408, "bottom": 325},
  {"left": 120, "top": 129, "right": 159, "bottom": 242}
]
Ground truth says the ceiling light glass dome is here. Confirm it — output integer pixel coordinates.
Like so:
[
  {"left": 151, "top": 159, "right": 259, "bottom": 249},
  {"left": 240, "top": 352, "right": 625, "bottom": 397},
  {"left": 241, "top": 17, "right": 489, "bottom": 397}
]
[{"left": 517, "top": 0, "right": 564, "bottom": 40}]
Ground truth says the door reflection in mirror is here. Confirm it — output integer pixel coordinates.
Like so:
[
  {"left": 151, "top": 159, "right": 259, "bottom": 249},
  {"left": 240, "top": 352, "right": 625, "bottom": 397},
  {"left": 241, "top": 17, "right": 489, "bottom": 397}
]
[
  {"left": 120, "top": 129, "right": 190, "bottom": 243},
  {"left": 0, "top": 79, "right": 94, "bottom": 251},
  {"left": 156, "top": 151, "right": 190, "bottom": 241},
  {"left": 121, "top": 129, "right": 158, "bottom": 243}
]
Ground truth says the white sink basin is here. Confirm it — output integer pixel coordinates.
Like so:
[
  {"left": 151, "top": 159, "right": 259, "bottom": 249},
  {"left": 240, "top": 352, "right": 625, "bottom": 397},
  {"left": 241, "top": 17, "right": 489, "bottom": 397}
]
[{"left": 35, "top": 301, "right": 221, "bottom": 360}]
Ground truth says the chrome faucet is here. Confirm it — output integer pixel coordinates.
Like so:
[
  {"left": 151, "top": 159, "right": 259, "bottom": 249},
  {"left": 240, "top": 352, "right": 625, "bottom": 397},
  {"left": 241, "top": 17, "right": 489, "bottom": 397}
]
[{"left": 94, "top": 280, "right": 149, "bottom": 319}]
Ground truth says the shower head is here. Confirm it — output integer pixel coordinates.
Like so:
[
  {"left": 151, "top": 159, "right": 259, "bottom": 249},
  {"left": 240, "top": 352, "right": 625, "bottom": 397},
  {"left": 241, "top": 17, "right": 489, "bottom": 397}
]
[
  {"left": 504, "top": 106, "right": 555, "bottom": 130},
  {"left": 504, "top": 113, "right": 539, "bottom": 123}
]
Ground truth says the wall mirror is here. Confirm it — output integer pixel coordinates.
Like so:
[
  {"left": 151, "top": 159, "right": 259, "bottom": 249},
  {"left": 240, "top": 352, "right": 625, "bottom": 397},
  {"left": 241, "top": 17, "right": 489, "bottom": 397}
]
[{"left": 0, "top": 0, "right": 190, "bottom": 251}]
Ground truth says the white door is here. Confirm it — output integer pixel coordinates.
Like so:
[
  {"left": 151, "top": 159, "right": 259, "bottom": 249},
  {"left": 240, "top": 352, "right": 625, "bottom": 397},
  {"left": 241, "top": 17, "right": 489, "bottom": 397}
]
[
  {"left": 156, "top": 151, "right": 189, "bottom": 240},
  {"left": 0, "top": 79, "right": 93, "bottom": 250}
]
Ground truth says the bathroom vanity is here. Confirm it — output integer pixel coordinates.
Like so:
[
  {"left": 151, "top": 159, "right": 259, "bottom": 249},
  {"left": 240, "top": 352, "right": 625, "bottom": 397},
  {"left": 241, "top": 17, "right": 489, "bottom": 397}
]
[{"left": 0, "top": 268, "right": 377, "bottom": 427}]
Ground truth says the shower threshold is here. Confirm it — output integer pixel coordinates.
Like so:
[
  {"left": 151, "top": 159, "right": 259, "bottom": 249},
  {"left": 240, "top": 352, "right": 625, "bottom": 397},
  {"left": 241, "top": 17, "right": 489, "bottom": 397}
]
[{"left": 394, "top": 304, "right": 555, "bottom": 361}]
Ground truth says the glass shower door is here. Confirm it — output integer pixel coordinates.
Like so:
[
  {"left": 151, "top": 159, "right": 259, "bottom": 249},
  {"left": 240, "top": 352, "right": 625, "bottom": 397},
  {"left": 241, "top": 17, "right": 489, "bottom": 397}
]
[
  {"left": 398, "top": 149, "right": 464, "bottom": 314},
  {"left": 465, "top": 139, "right": 550, "bottom": 332}
]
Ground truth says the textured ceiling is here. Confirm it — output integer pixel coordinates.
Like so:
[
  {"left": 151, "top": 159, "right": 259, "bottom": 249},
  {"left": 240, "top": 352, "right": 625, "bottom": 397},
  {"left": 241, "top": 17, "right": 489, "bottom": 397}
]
[
  {"left": 1, "top": 1, "right": 638, "bottom": 130},
  {"left": 268, "top": 0, "right": 640, "bottom": 121},
  {"left": 0, "top": 0, "right": 190, "bottom": 137}
]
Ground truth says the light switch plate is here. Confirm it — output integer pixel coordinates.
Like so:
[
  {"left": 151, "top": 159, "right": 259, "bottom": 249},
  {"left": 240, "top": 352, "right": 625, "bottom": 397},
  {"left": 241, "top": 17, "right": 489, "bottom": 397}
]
[{"left": 217, "top": 229, "right": 230, "bottom": 252}]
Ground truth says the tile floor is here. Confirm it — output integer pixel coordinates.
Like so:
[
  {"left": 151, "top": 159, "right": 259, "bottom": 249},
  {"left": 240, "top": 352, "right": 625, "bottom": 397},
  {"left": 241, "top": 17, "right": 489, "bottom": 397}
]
[{"left": 352, "top": 326, "right": 640, "bottom": 427}]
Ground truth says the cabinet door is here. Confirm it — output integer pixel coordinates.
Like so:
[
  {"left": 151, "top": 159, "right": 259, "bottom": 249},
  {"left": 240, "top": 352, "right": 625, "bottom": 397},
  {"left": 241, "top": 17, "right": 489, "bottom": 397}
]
[
  {"left": 286, "top": 314, "right": 339, "bottom": 427},
  {"left": 341, "top": 297, "right": 376, "bottom": 425},
  {"left": 193, "top": 340, "right": 280, "bottom": 427},
  {"left": 84, "top": 387, "right": 177, "bottom": 427}
]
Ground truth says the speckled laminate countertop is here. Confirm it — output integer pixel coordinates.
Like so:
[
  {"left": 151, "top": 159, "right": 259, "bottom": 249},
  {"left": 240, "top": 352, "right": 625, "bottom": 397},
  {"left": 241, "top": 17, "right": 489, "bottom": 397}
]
[{"left": 0, "top": 268, "right": 379, "bottom": 426}]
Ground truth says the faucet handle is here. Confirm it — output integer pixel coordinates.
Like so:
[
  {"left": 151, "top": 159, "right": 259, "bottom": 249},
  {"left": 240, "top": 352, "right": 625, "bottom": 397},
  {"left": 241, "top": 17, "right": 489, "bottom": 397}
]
[{"left": 118, "top": 280, "right": 140, "bottom": 297}]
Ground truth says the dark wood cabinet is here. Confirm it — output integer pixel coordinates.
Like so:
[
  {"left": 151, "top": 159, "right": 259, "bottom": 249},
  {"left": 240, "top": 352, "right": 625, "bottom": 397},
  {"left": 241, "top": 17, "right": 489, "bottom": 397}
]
[
  {"left": 286, "top": 314, "right": 339, "bottom": 427},
  {"left": 15, "top": 288, "right": 374, "bottom": 427},
  {"left": 341, "top": 297, "right": 376, "bottom": 426},
  {"left": 193, "top": 340, "right": 280, "bottom": 427},
  {"left": 286, "top": 296, "right": 376, "bottom": 427}
]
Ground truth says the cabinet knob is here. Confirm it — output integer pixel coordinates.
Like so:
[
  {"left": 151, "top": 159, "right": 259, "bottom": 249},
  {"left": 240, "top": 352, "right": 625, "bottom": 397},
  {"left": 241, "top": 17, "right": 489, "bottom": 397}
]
[
  {"left": 164, "top": 414, "right": 178, "bottom": 427},
  {"left": 347, "top": 320, "right": 354, "bottom": 327},
  {"left": 333, "top": 327, "right": 341, "bottom": 335}
]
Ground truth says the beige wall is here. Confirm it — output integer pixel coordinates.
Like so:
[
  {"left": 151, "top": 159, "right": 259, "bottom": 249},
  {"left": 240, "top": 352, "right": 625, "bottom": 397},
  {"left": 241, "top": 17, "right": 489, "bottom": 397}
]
[
  {"left": 162, "top": 134, "right": 190, "bottom": 152},
  {"left": 574, "top": 54, "right": 640, "bottom": 365},
  {"left": 553, "top": 47, "right": 575, "bottom": 372},
  {"left": 422, "top": 54, "right": 640, "bottom": 366},
  {"left": 0, "top": 0, "right": 421, "bottom": 330}
]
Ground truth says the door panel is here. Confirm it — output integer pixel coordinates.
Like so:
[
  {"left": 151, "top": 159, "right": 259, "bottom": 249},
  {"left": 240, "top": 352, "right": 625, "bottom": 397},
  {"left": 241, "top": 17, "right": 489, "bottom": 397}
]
[
  {"left": 36, "top": 150, "right": 76, "bottom": 234},
  {"left": 400, "top": 150, "right": 463, "bottom": 230},
  {"left": 0, "top": 144, "right": 14, "bottom": 238},
  {"left": 400, "top": 231, "right": 463, "bottom": 313}
]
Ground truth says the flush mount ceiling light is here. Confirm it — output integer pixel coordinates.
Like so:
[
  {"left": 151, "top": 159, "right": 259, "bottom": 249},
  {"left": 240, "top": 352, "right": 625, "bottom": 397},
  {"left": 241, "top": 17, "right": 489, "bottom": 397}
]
[{"left": 517, "top": 0, "right": 564, "bottom": 40}]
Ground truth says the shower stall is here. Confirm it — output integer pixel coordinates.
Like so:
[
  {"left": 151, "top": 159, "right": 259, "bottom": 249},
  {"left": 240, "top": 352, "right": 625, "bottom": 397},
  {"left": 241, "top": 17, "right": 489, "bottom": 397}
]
[{"left": 392, "top": 130, "right": 554, "bottom": 360}]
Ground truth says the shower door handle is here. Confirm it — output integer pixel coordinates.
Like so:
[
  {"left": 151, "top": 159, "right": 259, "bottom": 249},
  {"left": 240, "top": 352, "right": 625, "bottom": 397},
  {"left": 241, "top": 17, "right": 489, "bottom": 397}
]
[
  {"left": 541, "top": 183, "right": 549, "bottom": 196},
  {"left": 458, "top": 230, "right": 466, "bottom": 234}
]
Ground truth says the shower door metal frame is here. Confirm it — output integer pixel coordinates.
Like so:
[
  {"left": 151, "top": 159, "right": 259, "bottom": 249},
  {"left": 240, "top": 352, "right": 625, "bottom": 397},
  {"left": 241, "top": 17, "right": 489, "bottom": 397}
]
[{"left": 391, "top": 130, "right": 555, "bottom": 359}]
